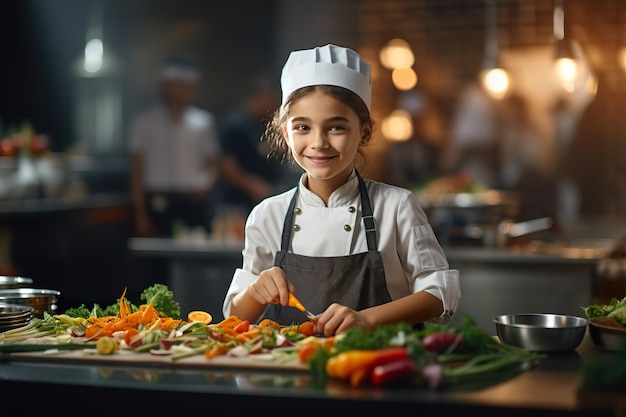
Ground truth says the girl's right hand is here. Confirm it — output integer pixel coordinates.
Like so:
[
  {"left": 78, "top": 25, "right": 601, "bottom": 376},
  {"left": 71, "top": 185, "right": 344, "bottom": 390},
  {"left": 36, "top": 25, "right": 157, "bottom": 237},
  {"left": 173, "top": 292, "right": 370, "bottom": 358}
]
[{"left": 247, "top": 266, "right": 296, "bottom": 308}]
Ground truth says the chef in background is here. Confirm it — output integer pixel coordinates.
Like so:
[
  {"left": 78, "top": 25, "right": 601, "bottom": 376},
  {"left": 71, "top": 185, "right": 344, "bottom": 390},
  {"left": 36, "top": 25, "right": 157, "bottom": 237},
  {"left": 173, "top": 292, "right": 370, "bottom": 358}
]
[
  {"left": 217, "top": 75, "right": 299, "bottom": 215},
  {"left": 128, "top": 56, "right": 221, "bottom": 238},
  {"left": 223, "top": 44, "right": 460, "bottom": 336}
]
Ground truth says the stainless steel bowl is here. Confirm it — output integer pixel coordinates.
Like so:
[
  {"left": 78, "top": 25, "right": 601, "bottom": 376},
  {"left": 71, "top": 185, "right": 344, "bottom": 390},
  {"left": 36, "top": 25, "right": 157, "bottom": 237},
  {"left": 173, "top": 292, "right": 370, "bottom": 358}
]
[
  {"left": 493, "top": 313, "right": 588, "bottom": 352},
  {"left": 0, "top": 288, "right": 60, "bottom": 318},
  {"left": 588, "top": 317, "right": 626, "bottom": 351},
  {"left": 0, "top": 276, "right": 33, "bottom": 289}
]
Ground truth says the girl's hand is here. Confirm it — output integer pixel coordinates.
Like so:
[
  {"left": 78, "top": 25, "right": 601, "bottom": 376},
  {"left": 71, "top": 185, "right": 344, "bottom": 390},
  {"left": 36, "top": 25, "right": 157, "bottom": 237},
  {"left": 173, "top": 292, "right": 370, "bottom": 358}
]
[
  {"left": 247, "top": 266, "right": 295, "bottom": 307},
  {"left": 315, "top": 303, "right": 375, "bottom": 337}
]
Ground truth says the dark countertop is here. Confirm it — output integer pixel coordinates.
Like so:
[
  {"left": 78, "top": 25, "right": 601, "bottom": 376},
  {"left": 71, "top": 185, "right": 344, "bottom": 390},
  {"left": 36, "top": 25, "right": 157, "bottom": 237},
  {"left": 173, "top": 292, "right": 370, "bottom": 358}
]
[
  {"left": 0, "top": 192, "right": 130, "bottom": 216},
  {"left": 0, "top": 335, "right": 621, "bottom": 416},
  {"left": 128, "top": 237, "right": 244, "bottom": 259},
  {"left": 127, "top": 236, "right": 605, "bottom": 265}
]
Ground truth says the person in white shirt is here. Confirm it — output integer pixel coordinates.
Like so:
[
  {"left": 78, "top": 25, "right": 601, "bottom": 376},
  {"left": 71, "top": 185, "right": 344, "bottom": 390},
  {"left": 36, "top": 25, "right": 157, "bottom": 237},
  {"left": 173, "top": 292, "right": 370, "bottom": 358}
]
[
  {"left": 128, "top": 57, "right": 221, "bottom": 237},
  {"left": 223, "top": 44, "right": 460, "bottom": 336}
]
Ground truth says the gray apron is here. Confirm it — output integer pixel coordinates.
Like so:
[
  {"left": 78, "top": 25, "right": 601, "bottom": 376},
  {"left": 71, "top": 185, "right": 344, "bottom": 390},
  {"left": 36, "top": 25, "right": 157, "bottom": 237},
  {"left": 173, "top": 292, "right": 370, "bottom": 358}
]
[{"left": 262, "top": 171, "right": 392, "bottom": 325}]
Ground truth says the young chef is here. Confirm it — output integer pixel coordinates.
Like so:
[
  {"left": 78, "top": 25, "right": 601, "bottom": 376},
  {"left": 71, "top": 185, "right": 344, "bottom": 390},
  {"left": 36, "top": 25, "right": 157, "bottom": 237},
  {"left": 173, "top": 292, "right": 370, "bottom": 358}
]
[{"left": 222, "top": 44, "right": 460, "bottom": 336}]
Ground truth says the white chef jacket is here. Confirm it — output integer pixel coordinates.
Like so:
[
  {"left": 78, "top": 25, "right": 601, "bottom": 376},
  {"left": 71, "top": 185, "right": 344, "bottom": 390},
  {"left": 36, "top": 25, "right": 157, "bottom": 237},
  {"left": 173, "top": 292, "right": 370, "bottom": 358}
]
[
  {"left": 223, "top": 170, "right": 461, "bottom": 325},
  {"left": 128, "top": 104, "right": 221, "bottom": 193}
]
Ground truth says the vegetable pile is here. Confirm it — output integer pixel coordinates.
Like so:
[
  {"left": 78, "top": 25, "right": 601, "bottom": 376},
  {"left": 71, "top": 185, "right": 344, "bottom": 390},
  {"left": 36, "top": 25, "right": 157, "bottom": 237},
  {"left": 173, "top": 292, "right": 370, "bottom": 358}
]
[
  {"left": 0, "top": 284, "right": 318, "bottom": 362},
  {"left": 301, "top": 316, "right": 545, "bottom": 390},
  {"left": 581, "top": 293, "right": 626, "bottom": 327},
  {"left": 0, "top": 286, "right": 546, "bottom": 391}
]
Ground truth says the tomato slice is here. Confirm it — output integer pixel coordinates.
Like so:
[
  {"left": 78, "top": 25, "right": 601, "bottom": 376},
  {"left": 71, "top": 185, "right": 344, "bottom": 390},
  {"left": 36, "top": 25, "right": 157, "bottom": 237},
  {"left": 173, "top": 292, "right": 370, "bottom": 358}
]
[{"left": 234, "top": 319, "right": 250, "bottom": 333}]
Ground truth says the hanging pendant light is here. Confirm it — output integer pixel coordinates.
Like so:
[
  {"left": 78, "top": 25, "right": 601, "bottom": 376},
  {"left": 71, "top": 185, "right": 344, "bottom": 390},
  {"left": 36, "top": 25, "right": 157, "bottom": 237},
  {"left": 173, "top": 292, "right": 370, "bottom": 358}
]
[
  {"left": 480, "top": 0, "right": 510, "bottom": 99},
  {"left": 553, "top": 0, "right": 578, "bottom": 92}
]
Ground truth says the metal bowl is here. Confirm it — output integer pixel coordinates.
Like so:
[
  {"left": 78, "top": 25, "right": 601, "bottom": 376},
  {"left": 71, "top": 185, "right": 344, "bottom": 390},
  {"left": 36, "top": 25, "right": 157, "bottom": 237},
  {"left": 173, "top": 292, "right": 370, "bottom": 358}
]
[
  {"left": 0, "top": 276, "right": 33, "bottom": 289},
  {"left": 588, "top": 317, "right": 626, "bottom": 351},
  {"left": 493, "top": 313, "right": 588, "bottom": 352},
  {"left": 0, "top": 288, "right": 60, "bottom": 318}
]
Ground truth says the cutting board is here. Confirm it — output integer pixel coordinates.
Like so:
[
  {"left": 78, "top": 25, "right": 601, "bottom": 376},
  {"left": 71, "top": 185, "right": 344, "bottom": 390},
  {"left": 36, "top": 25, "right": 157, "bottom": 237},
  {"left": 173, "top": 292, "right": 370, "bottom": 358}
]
[{"left": 1, "top": 346, "right": 309, "bottom": 372}]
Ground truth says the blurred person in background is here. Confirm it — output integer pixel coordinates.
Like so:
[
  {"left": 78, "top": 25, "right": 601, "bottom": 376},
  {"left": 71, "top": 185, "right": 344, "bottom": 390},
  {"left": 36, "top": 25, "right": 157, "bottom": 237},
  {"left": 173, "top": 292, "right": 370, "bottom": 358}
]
[
  {"left": 128, "top": 56, "right": 221, "bottom": 238},
  {"left": 217, "top": 75, "right": 300, "bottom": 215}
]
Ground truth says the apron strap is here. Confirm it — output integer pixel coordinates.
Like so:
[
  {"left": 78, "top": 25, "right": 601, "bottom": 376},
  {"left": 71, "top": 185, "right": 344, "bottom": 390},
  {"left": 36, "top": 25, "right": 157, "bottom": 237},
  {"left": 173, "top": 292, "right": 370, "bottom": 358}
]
[
  {"left": 280, "top": 187, "right": 299, "bottom": 251},
  {"left": 355, "top": 170, "right": 378, "bottom": 251},
  {"left": 281, "top": 170, "right": 378, "bottom": 252}
]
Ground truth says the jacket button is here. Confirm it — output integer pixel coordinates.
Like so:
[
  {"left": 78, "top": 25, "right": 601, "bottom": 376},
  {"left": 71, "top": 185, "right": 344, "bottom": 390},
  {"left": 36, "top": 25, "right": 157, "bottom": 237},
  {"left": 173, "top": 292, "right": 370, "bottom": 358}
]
[
  {"left": 293, "top": 224, "right": 300, "bottom": 231},
  {"left": 294, "top": 207, "right": 302, "bottom": 215},
  {"left": 348, "top": 206, "right": 356, "bottom": 213},
  {"left": 344, "top": 225, "right": 351, "bottom": 231}
]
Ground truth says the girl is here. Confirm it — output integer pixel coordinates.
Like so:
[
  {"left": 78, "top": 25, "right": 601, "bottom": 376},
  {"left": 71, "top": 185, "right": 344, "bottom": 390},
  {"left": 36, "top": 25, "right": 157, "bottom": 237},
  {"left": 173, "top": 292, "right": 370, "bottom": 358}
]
[{"left": 223, "top": 44, "right": 460, "bottom": 336}]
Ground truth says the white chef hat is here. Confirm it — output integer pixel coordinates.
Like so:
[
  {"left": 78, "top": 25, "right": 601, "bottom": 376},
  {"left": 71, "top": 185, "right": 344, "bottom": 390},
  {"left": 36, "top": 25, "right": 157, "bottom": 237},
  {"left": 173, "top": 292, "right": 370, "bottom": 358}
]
[
  {"left": 280, "top": 44, "right": 372, "bottom": 110},
  {"left": 160, "top": 56, "right": 201, "bottom": 84}
]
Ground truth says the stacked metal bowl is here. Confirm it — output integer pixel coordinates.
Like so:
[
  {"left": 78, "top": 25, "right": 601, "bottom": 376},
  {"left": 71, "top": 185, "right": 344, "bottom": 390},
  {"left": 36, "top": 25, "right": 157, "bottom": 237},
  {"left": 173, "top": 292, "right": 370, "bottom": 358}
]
[
  {"left": 0, "top": 276, "right": 33, "bottom": 290},
  {"left": 0, "top": 288, "right": 60, "bottom": 318},
  {"left": 0, "top": 302, "right": 34, "bottom": 332}
]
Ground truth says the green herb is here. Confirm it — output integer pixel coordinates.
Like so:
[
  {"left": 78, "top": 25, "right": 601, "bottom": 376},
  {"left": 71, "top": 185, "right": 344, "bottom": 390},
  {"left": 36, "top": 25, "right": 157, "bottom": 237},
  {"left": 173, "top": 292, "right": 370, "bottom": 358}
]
[
  {"left": 581, "top": 293, "right": 626, "bottom": 326},
  {"left": 140, "top": 283, "right": 181, "bottom": 319}
]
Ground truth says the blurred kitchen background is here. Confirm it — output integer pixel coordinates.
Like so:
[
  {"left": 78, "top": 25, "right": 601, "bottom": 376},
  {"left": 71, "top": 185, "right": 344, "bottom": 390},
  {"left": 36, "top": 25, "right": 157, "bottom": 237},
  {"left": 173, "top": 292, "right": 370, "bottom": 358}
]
[{"left": 2, "top": 0, "right": 626, "bottom": 326}]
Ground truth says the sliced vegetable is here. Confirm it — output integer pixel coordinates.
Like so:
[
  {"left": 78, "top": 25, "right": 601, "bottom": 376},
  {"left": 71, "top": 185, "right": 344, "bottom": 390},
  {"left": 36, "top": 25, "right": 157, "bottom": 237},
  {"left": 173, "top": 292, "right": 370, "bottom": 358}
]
[
  {"left": 96, "top": 336, "right": 119, "bottom": 355},
  {"left": 371, "top": 358, "right": 416, "bottom": 385},
  {"left": 234, "top": 320, "right": 250, "bottom": 333},
  {"left": 325, "top": 347, "right": 409, "bottom": 380},
  {"left": 298, "top": 342, "right": 320, "bottom": 364},
  {"left": 187, "top": 310, "right": 213, "bottom": 324},
  {"left": 288, "top": 293, "right": 307, "bottom": 312},
  {"left": 421, "top": 332, "right": 463, "bottom": 354}
]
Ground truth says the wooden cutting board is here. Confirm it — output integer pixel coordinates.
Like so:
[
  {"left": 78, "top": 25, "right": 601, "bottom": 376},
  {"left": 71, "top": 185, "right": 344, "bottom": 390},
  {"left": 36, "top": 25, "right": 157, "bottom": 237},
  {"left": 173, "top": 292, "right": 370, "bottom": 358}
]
[{"left": 1, "top": 346, "right": 309, "bottom": 371}]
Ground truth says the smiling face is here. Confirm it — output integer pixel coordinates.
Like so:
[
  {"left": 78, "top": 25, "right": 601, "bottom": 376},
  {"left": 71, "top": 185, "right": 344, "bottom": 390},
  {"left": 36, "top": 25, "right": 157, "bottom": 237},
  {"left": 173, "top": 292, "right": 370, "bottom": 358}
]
[{"left": 283, "top": 89, "right": 371, "bottom": 196}]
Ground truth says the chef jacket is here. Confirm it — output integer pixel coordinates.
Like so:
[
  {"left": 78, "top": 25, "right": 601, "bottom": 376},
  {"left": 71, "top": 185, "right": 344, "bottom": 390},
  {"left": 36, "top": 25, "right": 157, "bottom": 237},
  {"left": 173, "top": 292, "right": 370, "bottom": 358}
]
[
  {"left": 222, "top": 169, "right": 461, "bottom": 325},
  {"left": 128, "top": 103, "right": 221, "bottom": 193}
]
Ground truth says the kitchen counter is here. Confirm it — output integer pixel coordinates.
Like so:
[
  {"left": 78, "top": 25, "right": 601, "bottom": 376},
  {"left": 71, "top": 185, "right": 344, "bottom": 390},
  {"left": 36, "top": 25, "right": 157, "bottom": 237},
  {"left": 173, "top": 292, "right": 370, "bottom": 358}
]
[
  {"left": 0, "top": 335, "right": 621, "bottom": 416},
  {"left": 445, "top": 245, "right": 606, "bottom": 333}
]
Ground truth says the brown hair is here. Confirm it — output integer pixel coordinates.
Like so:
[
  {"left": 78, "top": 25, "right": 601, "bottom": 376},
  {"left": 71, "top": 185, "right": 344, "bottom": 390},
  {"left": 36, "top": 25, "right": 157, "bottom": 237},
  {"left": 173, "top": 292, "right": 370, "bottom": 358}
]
[{"left": 262, "top": 85, "right": 375, "bottom": 170}]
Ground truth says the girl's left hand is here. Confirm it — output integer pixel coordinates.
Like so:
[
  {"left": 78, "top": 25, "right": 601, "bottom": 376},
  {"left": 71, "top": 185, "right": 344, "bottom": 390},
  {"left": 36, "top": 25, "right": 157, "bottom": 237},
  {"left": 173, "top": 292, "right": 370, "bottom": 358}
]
[{"left": 315, "top": 303, "right": 374, "bottom": 337}]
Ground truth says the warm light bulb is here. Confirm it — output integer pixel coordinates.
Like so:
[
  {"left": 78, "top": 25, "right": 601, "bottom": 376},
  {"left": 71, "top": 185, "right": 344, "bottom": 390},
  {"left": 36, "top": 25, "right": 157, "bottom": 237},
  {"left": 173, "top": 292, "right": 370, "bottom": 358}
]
[
  {"left": 379, "top": 38, "right": 415, "bottom": 70},
  {"left": 480, "top": 68, "right": 509, "bottom": 99},
  {"left": 381, "top": 109, "right": 413, "bottom": 142},
  {"left": 555, "top": 57, "right": 578, "bottom": 92},
  {"left": 392, "top": 68, "right": 418, "bottom": 90}
]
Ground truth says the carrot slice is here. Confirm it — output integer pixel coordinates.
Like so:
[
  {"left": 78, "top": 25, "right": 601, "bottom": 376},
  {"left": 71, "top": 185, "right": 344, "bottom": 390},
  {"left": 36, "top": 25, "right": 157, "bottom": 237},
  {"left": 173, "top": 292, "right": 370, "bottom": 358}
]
[{"left": 288, "top": 293, "right": 307, "bottom": 312}]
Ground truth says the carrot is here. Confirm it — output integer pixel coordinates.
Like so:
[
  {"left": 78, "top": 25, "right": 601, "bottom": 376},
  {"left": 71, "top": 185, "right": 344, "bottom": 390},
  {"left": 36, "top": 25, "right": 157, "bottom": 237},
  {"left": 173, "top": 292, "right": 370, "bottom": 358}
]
[
  {"left": 212, "top": 315, "right": 241, "bottom": 329},
  {"left": 118, "top": 288, "right": 129, "bottom": 318},
  {"left": 288, "top": 293, "right": 307, "bottom": 312},
  {"left": 298, "top": 342, "right": 320, "bottom": 364},
  {"left": 139, "top": 303, "right": 159, "bottom": 324},
  {"left": 259, "top": 318, "right": 280, "bottom": 330},
  {"left": 235, "top": 328, "right": 260, "bottom": 343},
  {"left": 204, "top": 345, "right": 228, "bottom": 359}
]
